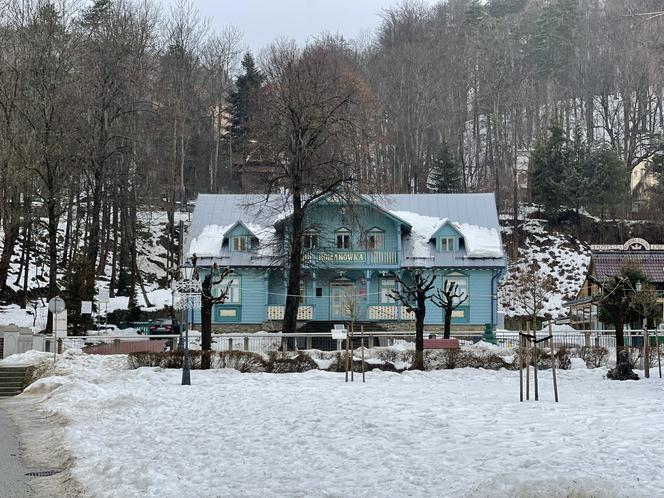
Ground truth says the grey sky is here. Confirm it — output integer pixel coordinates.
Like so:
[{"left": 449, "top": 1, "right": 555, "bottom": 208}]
[{"left": 188, "top": 0, "right": 419, "bottom": 53}]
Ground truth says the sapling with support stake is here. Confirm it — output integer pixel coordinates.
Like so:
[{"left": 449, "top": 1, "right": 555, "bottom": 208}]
[{"left": 519, "top": 319, "right": 558, "bottom": 403}]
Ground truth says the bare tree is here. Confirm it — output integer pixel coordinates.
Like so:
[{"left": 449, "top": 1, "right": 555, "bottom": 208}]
[
  {"left": 250, "top": 40, "right": 378, "bottom": 335},
  {"left": 199, "top": 262, "right": 232, "bottom": 369},
  {"left": 389, "top": 270, "right": 436, "bottom": 370},
  {"left": 508, "top": 263, "right": 557, "bottom": 331},
  {"left": 432, "top": 280, "right": 468, "bottom": 339}
]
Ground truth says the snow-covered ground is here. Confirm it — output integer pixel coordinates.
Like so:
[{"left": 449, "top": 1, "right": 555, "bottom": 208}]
[{"left": 13, "top": 351, "right": 664, "bottom": 498}]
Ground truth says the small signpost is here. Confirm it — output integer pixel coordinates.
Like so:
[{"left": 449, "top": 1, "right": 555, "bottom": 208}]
[
  {"left": 48, "top": 296, "right": 66, "bottom": 361},
  {"left": 331, "top": 324, "right": 350, "bottom": 382},
  {"left": 81, "top": 301, "right": 92, "bottom": 315}
]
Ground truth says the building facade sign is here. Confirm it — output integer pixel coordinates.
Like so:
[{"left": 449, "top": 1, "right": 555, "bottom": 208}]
[
  {"left": 591, "top": 238, "right": 664, "bottom": 251},
  {"left": 317, "top": 252, "right": 366, "bottom": 263}
]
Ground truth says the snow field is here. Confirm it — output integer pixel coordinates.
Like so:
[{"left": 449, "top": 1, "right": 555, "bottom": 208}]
[{"left": 18, "top": 352, "right": 664, "bottom": 498}]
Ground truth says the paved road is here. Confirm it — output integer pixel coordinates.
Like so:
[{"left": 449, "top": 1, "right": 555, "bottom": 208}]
[{"left": 0, "top": 401, "right": 30, "bottom": 497}]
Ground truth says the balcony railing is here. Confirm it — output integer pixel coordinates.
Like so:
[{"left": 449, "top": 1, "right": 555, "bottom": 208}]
[{"left": 304, "top": 250, "right": 398, "bottom": 266}]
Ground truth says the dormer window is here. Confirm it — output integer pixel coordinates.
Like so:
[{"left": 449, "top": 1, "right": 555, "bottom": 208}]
[
  {"left": 364, "top": 228, "right": 385, "bottom": 250},
  {"left": 440, "top": 237, "right": 455, "bottom": 252},
  {"left": 303, "top": 231, "right": 319, "bottom": 250},
  {"left": 336, "top": 228, "right": 351, "bottom": 249},
  {"left": 232, "top": 236, "right": 249, "bottom": 252}
]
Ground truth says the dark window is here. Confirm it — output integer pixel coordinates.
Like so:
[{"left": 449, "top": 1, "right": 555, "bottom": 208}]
[{"left": 315, "top": 287, "right": 323, "bottom": 297}]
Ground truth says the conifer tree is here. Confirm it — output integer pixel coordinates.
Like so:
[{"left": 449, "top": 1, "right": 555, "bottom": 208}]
[
  {"left": 227, "top": 52, "right": 264, "bottom": 156},
  {"left": 529, "top": 123, "right": 568, "bottom": 217},
  {"left": 427, "top": 143, "right": 463, "bottom": 193}
]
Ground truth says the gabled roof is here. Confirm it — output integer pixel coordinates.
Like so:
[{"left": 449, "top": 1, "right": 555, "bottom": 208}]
[
  {"left": 223, "top": 220, "right": 259, "bottom": 241},
  {"left": 187, "top": 193, "right": 505, "bottom": 267}
]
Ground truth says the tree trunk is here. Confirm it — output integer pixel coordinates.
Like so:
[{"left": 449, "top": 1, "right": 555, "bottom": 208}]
[
  {"left": 282, "top": 200, "right": 304, "bottom": 337},
  {"left": 443, "top": 308, "right": 452, "bottom": 339},
  {"left": 615, "top": 311, "right": 625, "bottom": 364},
  {"left": 413, "top": 305, "right": 425, "bottom": 370},
  {"left": 0, "top": 222, "right": 20, "bottom": 293},
  {"left": 201, "top": 281, "right": 213, "bottom": 370},
  {"left": 21, "top": 221, "right": 32, "bottom": 309}
]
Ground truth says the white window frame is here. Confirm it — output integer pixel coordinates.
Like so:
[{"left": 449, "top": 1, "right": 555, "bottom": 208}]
[
  {"left": 440, "top": 237, "right": 455, "bottom": 252},
  {"left": 380, "top": 278, "right": 396, "bottom": 304},
  {"left": 365, "top": 228, "right": 385, "bottom": 250},
  {"left": 336, "top": 228, "right": 351, "bottom": 250},
  {"left": 213, "top": 275, "right": 241, "bottom": 303},
  {"left": 232, "top": 236, "right": 249, "bottom": 252},
  {"left": 303, "top": 231, "right": 318, "bottom": 250},
  {"left": 444, "top": 273, "right": 468, "bottom": 305}
]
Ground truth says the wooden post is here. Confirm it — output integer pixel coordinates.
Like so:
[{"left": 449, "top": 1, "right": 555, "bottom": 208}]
[
  {"left": 644, "top": 319, "right": 650, "bottom": 379},
  {"left": 57, "top": 338, "right": 63, "bottom": 354},
  {"left": 655, "top": 326, "right": 662, "bottom": 379},
  {"left": 519, "top": 333, "right": 524, "bottom": 402},
  {"left": 244, "top": 337, "right": 249, "bottom": 351},
  {"left": 228, "top": 337, "right": 233, "bottom": 352},
  {"left": 361, "top": 325, "right": 365, "bottom": 383},
  {"left": 350, "top": 323, "right": 354, "bottom": 382},
  {"left": 345, "top": 335, "right": 349, "bottom": 383},
  {"left": 533, "top": 326, "right": 539, "bottom": 401},
  {"left": 525, "top": 323, "right": 530, "bottom": 401},
  {"left": 548, "top": 321, "right": 558, "bottom": 403}
]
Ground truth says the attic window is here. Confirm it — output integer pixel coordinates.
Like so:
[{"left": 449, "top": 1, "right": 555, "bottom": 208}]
[
  {"left": 232, "top": 236, "right": 249, "bottom": 252},
  {"left": 440, "top": 237, "right": 455, "bottom": 252}
]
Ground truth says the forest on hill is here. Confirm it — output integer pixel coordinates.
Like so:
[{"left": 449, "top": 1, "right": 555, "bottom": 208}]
[{"left": 1, "top": 0, "right": 663, "bottom": 314}]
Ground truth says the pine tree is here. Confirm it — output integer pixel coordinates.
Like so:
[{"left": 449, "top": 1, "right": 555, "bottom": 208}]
[
  {"left": 227, "top": 52, "right": 264, "bottom": 156},
  {"left": 529, "top": 123, "right": 568, "bottom": 217},
  {"left": 427, "top": 144, "right": 463, "bottom": 193}
]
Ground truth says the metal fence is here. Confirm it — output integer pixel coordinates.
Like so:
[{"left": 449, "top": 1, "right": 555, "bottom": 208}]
[{"left": 56, "top": 329, "right": 664, "bottom": 356}]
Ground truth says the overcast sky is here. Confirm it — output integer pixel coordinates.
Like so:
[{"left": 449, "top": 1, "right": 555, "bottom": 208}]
[{"left": 184, "top": 0, "right": 425, "bottom": 53}]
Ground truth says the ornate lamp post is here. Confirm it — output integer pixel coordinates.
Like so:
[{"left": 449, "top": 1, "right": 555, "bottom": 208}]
[{"left": 174, "top": 258, "right": 201, "bottom": 386}]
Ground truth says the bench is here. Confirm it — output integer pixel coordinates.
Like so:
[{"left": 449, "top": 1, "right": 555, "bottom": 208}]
[{"left": 423, "top": 338, "right": 460, "bottom": 350}]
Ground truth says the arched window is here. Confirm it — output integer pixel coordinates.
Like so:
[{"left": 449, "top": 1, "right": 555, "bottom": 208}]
[{"left": 335, "top": 228, "right": 351, "bottom": 250}]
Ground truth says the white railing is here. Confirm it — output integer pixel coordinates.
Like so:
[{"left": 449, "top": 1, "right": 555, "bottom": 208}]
[{"left": 267, "top": 306, "right": 313, "bottom": 321}]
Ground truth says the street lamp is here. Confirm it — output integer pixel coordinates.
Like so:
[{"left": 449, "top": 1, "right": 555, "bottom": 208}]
[{"left": 175, "top": 258, "right": 201, "bottom": 386}]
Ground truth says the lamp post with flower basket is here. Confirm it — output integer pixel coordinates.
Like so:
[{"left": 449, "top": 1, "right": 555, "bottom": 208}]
[{"left": 173, "top": 258, "right": 201, "bottom": 386}]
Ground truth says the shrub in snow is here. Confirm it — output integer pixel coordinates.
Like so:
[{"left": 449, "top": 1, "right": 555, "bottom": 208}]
[
  {"left": 423, "top": 349, "right": 510, "bottom": 370},
  {"left": 127, "top": 351, "right": 267, "bottom": 372},
  {"left": 211, "top": 351, "right": 267, "bottom": 373},
  {"left": 578, "top": 346, "right": 609, "bottom": 368},
  {"left": 266, "top": 352, "right": 317, "bottom": 373},
  {"left": 514, "top": 346, "right": 571, "bottom": 370}
]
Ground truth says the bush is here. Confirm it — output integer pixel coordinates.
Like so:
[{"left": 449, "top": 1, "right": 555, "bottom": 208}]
[
  {"left": 266, "top": 352, "right": 317, "bottom": 373},
  {"left": 578, "top": 346, "right": 609, "bottom": 368},
  {"left": 423, "top": 349, "right": 511, "bottom": 370},
  {"left": 127, "top": 350, "right": 266, "bottom": 372}
]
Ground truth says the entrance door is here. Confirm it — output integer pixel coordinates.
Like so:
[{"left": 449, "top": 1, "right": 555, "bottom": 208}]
[{"left": 330, "top": 283, "right": 355, "bottom": 320}]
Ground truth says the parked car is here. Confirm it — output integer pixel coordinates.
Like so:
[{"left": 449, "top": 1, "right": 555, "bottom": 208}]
[{"left": 148, "top": 319, "right": 181, "bottom": 335}]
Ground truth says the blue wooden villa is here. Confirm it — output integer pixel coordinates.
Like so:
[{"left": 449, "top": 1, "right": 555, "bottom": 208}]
[{"left": 187, "top": 193, "right": 507, "bottom": 330}]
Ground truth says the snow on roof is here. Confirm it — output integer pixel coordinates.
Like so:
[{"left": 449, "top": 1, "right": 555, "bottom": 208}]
[
  {"left": 188, "top": 193, "right": 504, "bottom": 265},
  {"left": 453, "top": 223, "right": 503, "bottom": 258},
  {"left": 188, "top": 224, "right": 232, "bottom": 257}
]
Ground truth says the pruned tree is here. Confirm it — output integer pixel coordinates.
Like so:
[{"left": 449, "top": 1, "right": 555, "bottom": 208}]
[
  {"left": 389, "top": 270, "right": 436, "bottom": 370},
  {"left": 249, "top": 39, "right": 378, "bottom": 335},
  {"left": 432, "top": 279, "right": 468, "bottom": 339},
  {"left": 199, "top": 262, "right": 232, "bottom": 369}
]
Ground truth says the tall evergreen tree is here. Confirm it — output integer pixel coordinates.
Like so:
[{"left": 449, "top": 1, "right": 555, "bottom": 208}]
[
  {"left": 427, "top": 144, "right": 463, "bottom": 193},
  {"left": 227, "top": 52, "right": 264, "bottom": 157},
  {"left": 62, "top": 255, "right": 96, "bottom": 335},
  {"left": 529, "top": 123, "right": 568, "bottom": 216}
]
